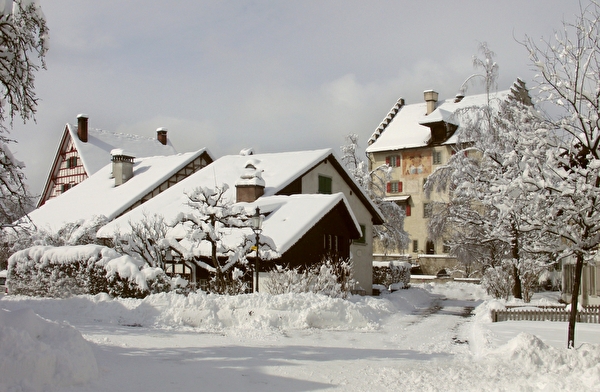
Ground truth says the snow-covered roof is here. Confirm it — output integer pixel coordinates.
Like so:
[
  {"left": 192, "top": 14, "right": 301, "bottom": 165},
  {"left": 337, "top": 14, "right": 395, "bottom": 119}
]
[
  {"left": 366, "top": 89, "right": 511, "bottom": 153},
  {"left": 66, "top": 123, "right": 178, "bottom": 175},
  {"left": 26, "top": 149, "right": 209, "bottom": 232},
  {"left": 249, "top": 194, "right": 361, "bottom": 255},
  {"left": 156, "top": 194, "right": 361, "bottom": 258},
  {"left": 98, "top": 149, "right": 337, "bottom": 230},
  {"left": 96, "top": 149, "right": 367, "bottom": 255}
]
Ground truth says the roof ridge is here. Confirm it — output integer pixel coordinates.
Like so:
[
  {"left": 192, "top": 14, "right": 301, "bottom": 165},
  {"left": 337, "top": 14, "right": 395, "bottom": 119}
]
[{"left": 368, "top": 98, "right": 405, "bottom": 145}]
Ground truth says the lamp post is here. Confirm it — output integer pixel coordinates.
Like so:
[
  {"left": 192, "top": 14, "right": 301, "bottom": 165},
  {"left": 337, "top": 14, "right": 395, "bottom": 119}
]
[{"left": 251, "top": 206, "right": 263, "bottom": 293}]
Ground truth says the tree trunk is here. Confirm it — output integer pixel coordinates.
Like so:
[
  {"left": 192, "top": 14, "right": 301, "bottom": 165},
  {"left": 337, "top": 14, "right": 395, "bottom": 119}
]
[
  {"left": 511, "top": 225, "right": 522, "bottom": 299},
  {"left": 567, "top": 254, "right": 584, "bottom": 349}
]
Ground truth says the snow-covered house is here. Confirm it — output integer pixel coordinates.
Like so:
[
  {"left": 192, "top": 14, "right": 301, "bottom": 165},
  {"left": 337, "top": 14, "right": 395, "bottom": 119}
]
[
  {"left": 97, "top": 149, "right": 384, "bottom": 294},
  {"left": 365, "top": 79, "right": 530, "bottom": 273},
  {"left": 37, "top": 115, "right": 179, "bottom": 207},
  {"left": 25, "top": 148, "right": 214, "bottom": 233}
]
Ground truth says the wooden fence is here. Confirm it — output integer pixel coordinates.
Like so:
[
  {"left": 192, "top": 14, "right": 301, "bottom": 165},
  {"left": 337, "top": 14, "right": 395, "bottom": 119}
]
[{"left": 491, "top": 305, "right": 600, "bottom": 323}]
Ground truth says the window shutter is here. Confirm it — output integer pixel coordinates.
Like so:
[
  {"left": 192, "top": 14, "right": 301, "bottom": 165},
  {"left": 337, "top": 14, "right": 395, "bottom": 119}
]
[
  {"left": 398, "top": 181, "right": 403, "bottom": 192},
  {"left": 396, "top": 155, "right": 401, "bottom": 167},
  {"left": 385, "top": 156, "right": 390, "bottom": 165},
  {"left": 406, "top": 204, "right": 411, "bottom": 216},
  {"left": 386, "top": 182, "right": 391, "bottom": 193}
]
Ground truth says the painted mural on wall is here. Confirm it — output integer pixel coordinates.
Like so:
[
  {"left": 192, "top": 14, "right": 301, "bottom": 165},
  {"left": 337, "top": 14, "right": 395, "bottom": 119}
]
[{"left": 402, "top": 149, "right": 431, "bottom": 177}]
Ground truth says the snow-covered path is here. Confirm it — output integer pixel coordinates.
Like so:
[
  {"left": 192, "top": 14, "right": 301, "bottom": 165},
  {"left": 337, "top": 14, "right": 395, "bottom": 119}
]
[
  {"left": 2, "top": 284, "right": 599, "bottom": 391},
  {"left": 70, "top": 296, "right": 478, "bottom": 391}
]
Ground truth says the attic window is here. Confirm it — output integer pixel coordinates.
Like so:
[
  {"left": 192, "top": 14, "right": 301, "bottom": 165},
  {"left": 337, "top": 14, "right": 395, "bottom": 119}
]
[
  {"left": 318, "top": 175, "right": 332, "bottom": 194},
  {"left": 66, "top": 156, "right": 77, "bottom": 168}
]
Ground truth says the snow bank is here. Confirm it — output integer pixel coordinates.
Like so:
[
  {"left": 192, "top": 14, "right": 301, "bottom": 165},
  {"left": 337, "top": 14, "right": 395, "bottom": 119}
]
[
  {"left": 1, "top": 288, "right": 438, "bottom": 334},
  {"left": 0, "top": 308, "right": 98, "bottom": 392}
]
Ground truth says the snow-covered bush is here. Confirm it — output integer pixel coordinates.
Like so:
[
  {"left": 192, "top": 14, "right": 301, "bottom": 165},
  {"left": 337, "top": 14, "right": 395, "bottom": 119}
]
[
  {"left": 7, "top": 245, "right": 170, "bottom": 298},
  {"left": 372, "top": 260, "right": 411, "bottom": 290},
  {"left": 208, "top": 266, "right": 248, "bottom": 295},
  {"left": 1, "top": 217, "right": 108, "bottom": 269},
  {"left": 519, "top": 258, "right": 550, "bottom": 303},
  {"left": 481, "top": 265, "right": 514, "bottom": 301},
  {"left": 111, "top": 213, "right": 169, "bottom": 269},
  {"left": 264, "top": 255, "right": 355, "bottom": 298}
]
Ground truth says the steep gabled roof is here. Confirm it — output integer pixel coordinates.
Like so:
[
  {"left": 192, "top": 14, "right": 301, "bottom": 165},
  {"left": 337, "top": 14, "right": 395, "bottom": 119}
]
[
  {"left": 26, "top": 149, "right": 211, "bottom": 232},
  {"left": 37, "top": 122, "right": 179, "bottom": 207},
  {"left": 366, "top": 79, "right": 530, "bottom": 153},
  {"left": 97, "top": 149, "right": 383, "bottom": 242},
  {"left": 66, "top": 123, "right": 178, "bottom": 175}
]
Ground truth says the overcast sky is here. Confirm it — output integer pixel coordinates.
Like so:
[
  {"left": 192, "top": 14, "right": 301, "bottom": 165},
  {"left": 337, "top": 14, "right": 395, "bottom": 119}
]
[{"left": 11, "top": 0, "right": 582, "bottom": 196}]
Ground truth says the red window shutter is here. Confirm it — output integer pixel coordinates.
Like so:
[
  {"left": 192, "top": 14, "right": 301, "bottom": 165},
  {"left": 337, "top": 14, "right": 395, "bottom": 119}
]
[
  {"left": 385, "top": 156, "right": 390, "bottom": 165},
  {"left": 396, "top": 156, "right": 401, "bottom": 167},
  {"left": 398, "top": 181, "right": 403, "bottom": 192},
  {"left": 406, "top": 204, "right": 411, "bottom": 216},
  {"left": 386, "top": 182, "right": 391, "bottom": 193}
]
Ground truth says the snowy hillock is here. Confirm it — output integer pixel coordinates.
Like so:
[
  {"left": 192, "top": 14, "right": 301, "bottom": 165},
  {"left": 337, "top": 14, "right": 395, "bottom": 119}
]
[
  {"left": 0, "top": 308, "right": 98, "bottom": 392},
  {"left": 1, "top": 289, "right": 437, "bottom": 333}
]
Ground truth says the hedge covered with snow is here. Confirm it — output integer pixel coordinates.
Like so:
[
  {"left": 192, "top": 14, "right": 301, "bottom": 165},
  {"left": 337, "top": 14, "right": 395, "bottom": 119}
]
[
  {"left": 7, "top": 245, "right": 170, "bottom": 298},
  {"left": 373, "top": 260, "right": 411, "bottom": 290}
]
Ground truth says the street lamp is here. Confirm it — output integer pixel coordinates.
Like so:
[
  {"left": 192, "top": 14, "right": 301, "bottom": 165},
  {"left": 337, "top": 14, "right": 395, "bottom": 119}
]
[{"left": 251, "top": 206, "right": 263, "bottom": 292}]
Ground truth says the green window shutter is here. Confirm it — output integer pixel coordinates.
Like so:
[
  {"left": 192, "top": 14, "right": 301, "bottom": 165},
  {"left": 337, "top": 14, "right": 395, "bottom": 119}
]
[{"left": 318, "top": 175, "right": 332, "bottom": 194}]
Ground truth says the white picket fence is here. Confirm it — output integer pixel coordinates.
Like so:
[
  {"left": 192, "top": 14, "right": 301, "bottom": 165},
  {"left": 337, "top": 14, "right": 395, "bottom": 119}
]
[{"left": 491, "top": 305, "right": 600, "bottom": 324}]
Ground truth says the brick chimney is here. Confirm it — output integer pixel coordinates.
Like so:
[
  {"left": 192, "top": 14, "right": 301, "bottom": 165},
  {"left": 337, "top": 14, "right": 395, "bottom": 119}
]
[
  {"left": 111, "top": 149, "right": 135, "bottom": 186},
  {"left": 235, "top": 160, "right": 265, "bottom": 203},
  {"left": 77, "top": 114, "right": 89, "bottom": 142},
  {"left": 423, "top": 90, "right": 439, "bottom": 115},
  {"left": 156, "top": 128, "right": 168, "bottom": 145}
]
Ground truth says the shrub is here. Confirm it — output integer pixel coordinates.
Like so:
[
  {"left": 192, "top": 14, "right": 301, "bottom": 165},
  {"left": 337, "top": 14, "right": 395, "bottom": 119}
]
[
  {"left": 372, "top": 260, "right": 411, "bottom": 290},
  {"left": 7, "top": 245, "right": 170, "bottom": 298},
  {"left": 264, "top": 255, "right": 355, "bottom": 298},
  {"left": 481, "top": 265, "right": 514, "bottom": 300}
]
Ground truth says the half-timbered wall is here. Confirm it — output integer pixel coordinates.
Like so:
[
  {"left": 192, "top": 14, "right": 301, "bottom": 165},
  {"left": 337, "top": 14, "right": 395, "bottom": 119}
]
[
  {"left": 120, "top": 152, "right": 213, "bottom": 216},
  {"left": 47, "top": 138, "right": 87, "bottom": 202}
]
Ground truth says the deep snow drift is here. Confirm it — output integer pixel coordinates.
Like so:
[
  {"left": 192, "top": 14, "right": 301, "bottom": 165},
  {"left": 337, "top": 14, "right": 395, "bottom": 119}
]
[{"left": 1, "top": 283, "right": 599, "bottom": 391}]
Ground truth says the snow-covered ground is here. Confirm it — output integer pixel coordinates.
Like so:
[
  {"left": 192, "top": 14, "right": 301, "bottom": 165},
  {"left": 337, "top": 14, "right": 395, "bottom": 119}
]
[{"left": 1, "top": 282, "right": 599, "bottom": 391}]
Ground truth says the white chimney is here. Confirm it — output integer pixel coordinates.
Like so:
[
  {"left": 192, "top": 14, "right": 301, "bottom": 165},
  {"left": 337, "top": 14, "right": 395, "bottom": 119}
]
[
  {"left": 424, "top": 90, "right": 439, "bottom": 115},
  {"left": 111, "top": 149, "right": 135, "bottom": 186}
]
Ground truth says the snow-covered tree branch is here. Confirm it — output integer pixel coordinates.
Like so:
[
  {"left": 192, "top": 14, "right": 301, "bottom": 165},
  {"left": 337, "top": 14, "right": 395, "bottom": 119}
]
[
  {"left": 341, "top": 133, "right": 409, "bottom": 253},
  {"left": 0, "top": 1, "right": 48, "bottom": 232},
  {"left": 519, "top": 0, "right": 600, "bottom": 348}
]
